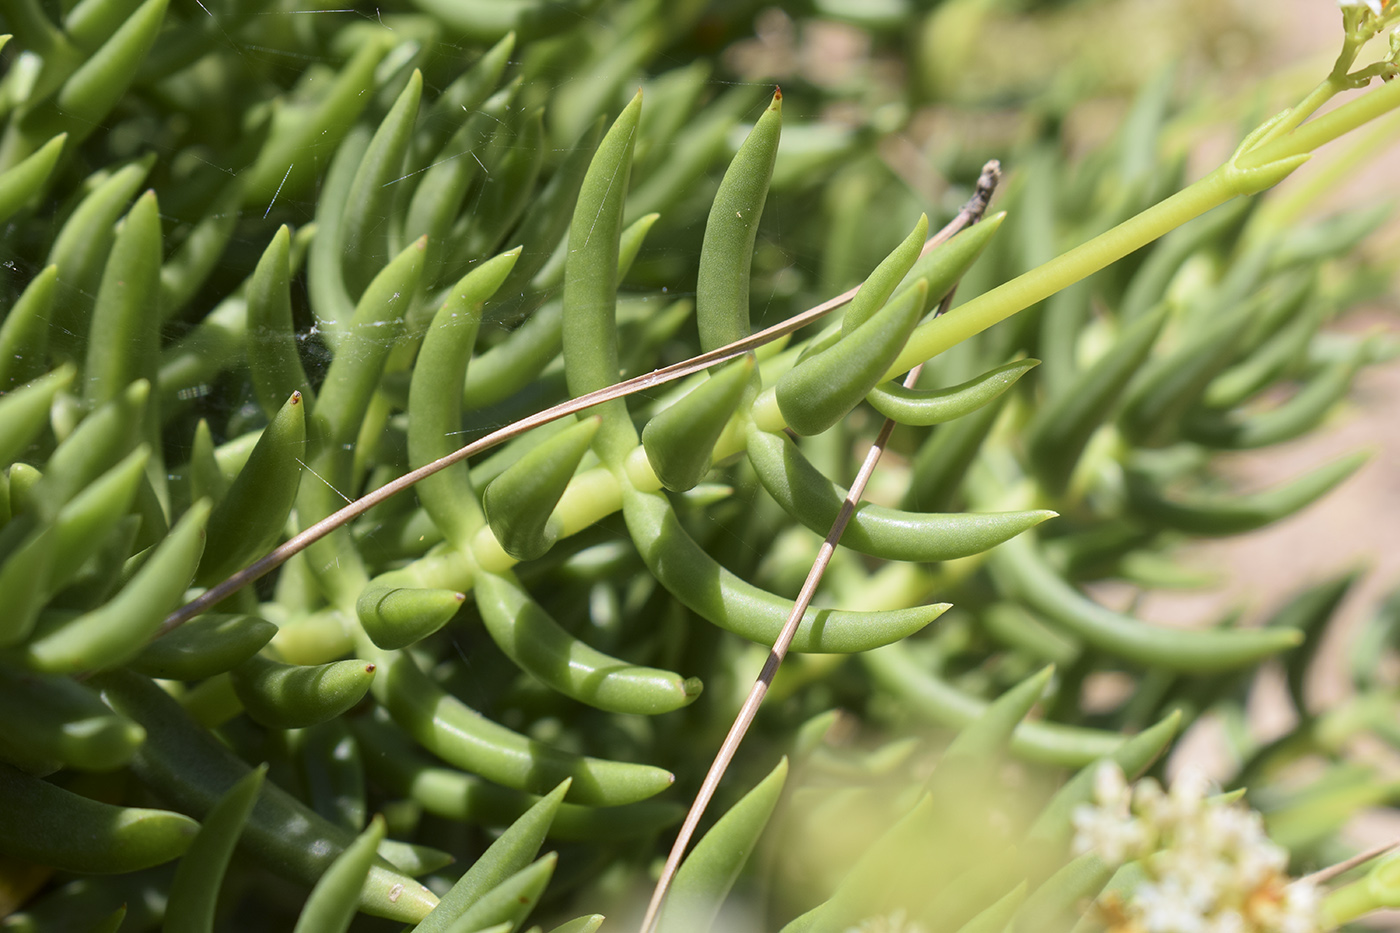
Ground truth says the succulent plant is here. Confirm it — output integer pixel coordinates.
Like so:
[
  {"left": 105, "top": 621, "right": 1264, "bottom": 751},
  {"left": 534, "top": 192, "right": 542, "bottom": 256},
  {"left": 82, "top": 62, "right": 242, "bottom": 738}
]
[{"left": 2, "top": 1, "right": 1400, "bottom": 932}]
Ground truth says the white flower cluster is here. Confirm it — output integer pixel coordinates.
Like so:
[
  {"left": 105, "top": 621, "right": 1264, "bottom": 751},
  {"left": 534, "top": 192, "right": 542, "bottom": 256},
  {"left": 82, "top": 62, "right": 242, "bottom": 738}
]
[
  {"left": 1072, "top": 764, "right": 1323, "bottom": 933},
  {"left": 1338, "top": 0, "right": 1384, "bottom": 15}
]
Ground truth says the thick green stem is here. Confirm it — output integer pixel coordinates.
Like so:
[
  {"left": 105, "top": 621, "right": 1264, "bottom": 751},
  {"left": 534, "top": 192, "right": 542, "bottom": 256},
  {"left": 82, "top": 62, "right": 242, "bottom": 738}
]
[
  {"left": 1248, "top": 107, "right": 1400, "bottom": 239},
  {"left": 1238, "top": 72, "right": 1400, "bottom": 170},
  {"left": 1263, "top": 78, "right": 1344, "bottom": 146},
  {"left": 884, "top": 62, "right": 1400, "bottom": 387},
  {"left": 879, "top": 166, "right": 1235, "bottom": 380},
  {"left": 1322, "top": 879, "right": 1375, "bottom": 928}
]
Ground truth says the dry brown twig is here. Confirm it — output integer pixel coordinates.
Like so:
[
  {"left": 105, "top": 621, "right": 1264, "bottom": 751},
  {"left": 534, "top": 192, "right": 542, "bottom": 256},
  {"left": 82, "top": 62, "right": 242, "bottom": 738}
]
[
  {"left": 1304, "top": 838, "right": 1400, "bottom": 886},
  {"left": 161, "top": 255, "right": 860, "bottom": 633}
]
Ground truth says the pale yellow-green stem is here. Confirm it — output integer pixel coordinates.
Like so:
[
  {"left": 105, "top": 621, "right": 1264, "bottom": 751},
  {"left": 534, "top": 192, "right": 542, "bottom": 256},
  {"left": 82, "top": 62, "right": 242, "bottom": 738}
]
[{"left": 1321, "top": 855, "right": 1400, "bottom": 929}]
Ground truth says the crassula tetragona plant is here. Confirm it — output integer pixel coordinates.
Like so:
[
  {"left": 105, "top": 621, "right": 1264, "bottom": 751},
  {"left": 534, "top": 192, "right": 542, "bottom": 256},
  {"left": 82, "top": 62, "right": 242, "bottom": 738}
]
[{"left": 1, "top": 1, "right": 1400, "bottom": 931}]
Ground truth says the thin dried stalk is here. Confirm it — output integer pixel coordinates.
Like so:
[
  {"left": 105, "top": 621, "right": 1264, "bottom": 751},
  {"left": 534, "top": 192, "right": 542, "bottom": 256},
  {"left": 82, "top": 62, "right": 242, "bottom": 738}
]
[
  {"left": 1304, "top": 839, "right": 1400, "bottom": 886},
  {"left": 636, "top": 160, "right": 1003, "bottom": 933},
  {"left": 159, "top": 166, "right": 998, "bottom": 637}
]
